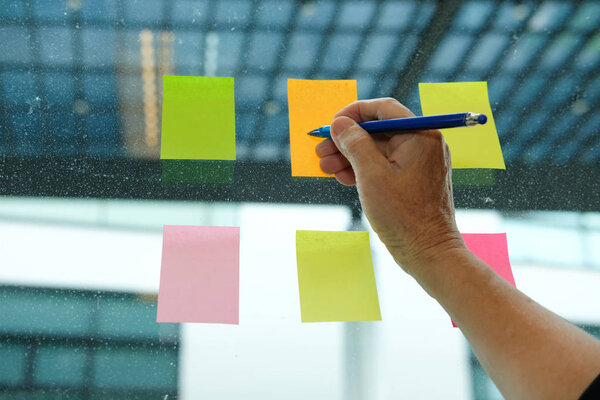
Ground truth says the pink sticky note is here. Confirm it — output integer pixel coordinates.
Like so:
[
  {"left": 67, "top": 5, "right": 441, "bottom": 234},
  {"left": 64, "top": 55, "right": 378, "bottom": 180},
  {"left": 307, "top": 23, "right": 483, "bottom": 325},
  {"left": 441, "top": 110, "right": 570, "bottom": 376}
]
[
  {"left": 157, "top": 225, "right": 240, "bottom": 324},
  {"left": 452, "top": 233, "right": 516, "bottom": 327}
]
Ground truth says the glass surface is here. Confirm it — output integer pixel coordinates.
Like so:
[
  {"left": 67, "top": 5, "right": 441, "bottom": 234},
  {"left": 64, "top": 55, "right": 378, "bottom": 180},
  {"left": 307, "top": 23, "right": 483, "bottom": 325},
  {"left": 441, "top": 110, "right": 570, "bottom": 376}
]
[{"left": 1, "top": 1, "right": 599, "bottom": 399}]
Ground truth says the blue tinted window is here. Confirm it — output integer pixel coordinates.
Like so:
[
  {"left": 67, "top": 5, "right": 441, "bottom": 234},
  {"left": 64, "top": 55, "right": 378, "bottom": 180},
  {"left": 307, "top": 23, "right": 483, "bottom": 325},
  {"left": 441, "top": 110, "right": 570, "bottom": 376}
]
[
  {"left": 50, "top": 113, "right": 79, "bottom": 155},
  {"left": 87, "top": 113, "right": 121, "bottom": 155},
  {"left": 454, "top": 1, "right": 495, "bottom": 31},
  {"left": 12, "top": 114, "right": 43, "bottom": 155},
  {"left": 569, "top": 2, "right": 600, "bottom": 32},
  {"left": 337, "top": 1, "right": 376, "bottom": 29},
  {"left": 547, "top": 111, "right": 579, "bottom": 141},
  {"left": 429, "top": 33, "right": 473, "bottom": 73},
  {"left": 0, "top": 27, "right": 32, "bottom": 63},
  {"left": 261, "top": 114, "right": 288, "bottom": 142},
  {"left": 296, "top": 1, "right": 336, "bottom": 30},
  {"left": 173, "top": 31, "right": 204, "bottom": 71},
  {"left": 574, "top": 34, "right": 600, "bottom": 71},
  {"left": 235, "top": 112, "right": 257, "bottom": 141},
  {"left": 494, "top": 3, "right": 532, "bottom": 30},
  {"left": 257, "top": 1, "right": 294, "bottom": 27},
  {"left": 34, "top": 345, "right": 86, "bottom": 386},
  {"left": 583, "top": 75, "right": 600, "bottom": 103},
  {"left": 32, "top": 0, "right": 70, "bottom": 20},
  {"left": 466, "top": 33, "right": 510, "bottom": 71},
  {"left": 124, "top": 0, "right": 164, "bottom": 23},
  {"left": 0, "top": 288, "right": 93, "bottom": 336},
  {"left": 358, "top": 33, "right": 398, "bottom": 71},
  {"left": 97, "top": 296, "right": 178, "bottom": 340},
  {"left": 578, "top": 112, "right": 600, "bottom": 142},
  {"left": 517, "top": 109, "right": 547, "bottom": 142},
  {"left": 321, "top": 33, "right": 361, "bottom": 72},
  {"left": 247, "top": 32, "right": 283, "bottom": 71},
  {"left": 1, "top": 72, "right": 37, "bottom": 107},
  {"left": 173, "top": 0, "right": 208, "bottom": 24},
  {"left": 528, "top": 2, "right": 573, "bottom": 33},
  {"left": 581, "top": 140, "right": 600, "bottom": 163},
  {"left": 0, "top": 344, "right": 26, "bottom": 385},
  {"left": 215, "top": 0, "right": 253, "bottom": 28},
  {"left": 373, "top": 77, "right": 397, "bottom": 98},
  {"left": 285, "top": 33, "right": 322, "bottom": 71},
  {"left": 540, "top": 75, "right": 577, "bottom": 109},
  {"left": 391, "top": 34, "right": 418, "bottom": 71},
  {"left": 0, "top": 1, "right": 25, "bottom": 19},
  {"left": 510, "top": 77, "right": 547, "bottom": 109},
  {"left": 81, "top": 0, "right": 118, "bottom": 22},
  {"left": 84, "top": 74, "right": 117, "bottom": 105},
  {"left": 377, "top": 1, "right": 415, "bottom": 30},
  {"left": 39, "top": 26, "right": 73, "bottom": 66},
  {"left": 356, "top": 76, "right": 376, "bottom": 99},
  {"left": 502, "top": 34, "right": 547, "bottom": 72},
  {"left": 94, "top": 347, "right": 178, "bottom": 390},
  {"left": 487, "top": 76, "right": 515, "bottom": 106},
  {"left": 82, "top": 28, "right": 116, "bottom": 67},
  {"left": 540, "top": 33, "right": 581, "bottom": 70},
  {"left": 413, "top": 2, "right": 436, "bottom": 31},
  {"left": 236, "top": 76, "right": 269, "bottom": 106},
  {"left": 216, "top": 32, "right": 244, "bottom": 75}
]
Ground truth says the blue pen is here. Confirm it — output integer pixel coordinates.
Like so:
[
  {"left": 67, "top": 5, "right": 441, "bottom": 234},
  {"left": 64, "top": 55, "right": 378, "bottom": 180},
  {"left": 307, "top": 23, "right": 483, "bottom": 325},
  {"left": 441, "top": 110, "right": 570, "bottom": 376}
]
[{"left": 307, "top": 112, "right": 487, "bottom": 138}]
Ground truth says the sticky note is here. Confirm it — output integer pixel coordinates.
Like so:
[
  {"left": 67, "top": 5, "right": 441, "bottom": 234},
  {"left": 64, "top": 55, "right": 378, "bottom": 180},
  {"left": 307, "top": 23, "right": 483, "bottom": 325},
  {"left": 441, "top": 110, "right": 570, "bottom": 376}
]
[
  {"left": 418, "top": 82, "right": 505, "bottom": 169},
  {"left": 296, "top": 230, "right": 381, "bottom": 322},
  {"left": 157, "top": 225, "right": 240, "bottom": 324},
  {"left": 452, "top": 232, "right": 515, "bottom": 327},
  {"left": 288, "top": 79, "right": 357, "bottom": 177},
  {"left": 161, "top": 76, "right": 236, "bottom": 160}
]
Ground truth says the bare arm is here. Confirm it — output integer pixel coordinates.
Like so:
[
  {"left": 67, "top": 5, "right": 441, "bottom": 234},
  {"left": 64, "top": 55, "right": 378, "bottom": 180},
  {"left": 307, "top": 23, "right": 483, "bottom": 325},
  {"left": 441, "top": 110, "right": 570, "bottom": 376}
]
[{"left": 316, "top": 98, "right": 600, "bottom": 400}]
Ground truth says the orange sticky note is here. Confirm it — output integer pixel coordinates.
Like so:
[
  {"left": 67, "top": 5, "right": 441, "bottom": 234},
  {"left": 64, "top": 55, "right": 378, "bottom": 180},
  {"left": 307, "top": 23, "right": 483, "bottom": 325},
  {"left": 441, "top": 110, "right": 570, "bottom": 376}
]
[{"left": 288, "top": 79, "right": 357, "bottom": 177}]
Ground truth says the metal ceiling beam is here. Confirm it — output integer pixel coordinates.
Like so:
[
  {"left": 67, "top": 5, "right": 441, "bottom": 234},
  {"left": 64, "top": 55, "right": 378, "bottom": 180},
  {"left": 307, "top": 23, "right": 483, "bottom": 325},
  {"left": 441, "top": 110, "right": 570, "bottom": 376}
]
[{"left": 391, "top": 0, "right": 463, "bottom": 100}]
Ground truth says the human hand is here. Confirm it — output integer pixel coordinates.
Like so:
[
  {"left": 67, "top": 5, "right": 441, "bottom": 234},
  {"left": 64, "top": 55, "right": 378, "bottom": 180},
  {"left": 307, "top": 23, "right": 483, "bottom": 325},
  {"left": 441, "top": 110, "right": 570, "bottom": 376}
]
[{"left": 316, "top": 98, "right": 465, "bottom": 272}]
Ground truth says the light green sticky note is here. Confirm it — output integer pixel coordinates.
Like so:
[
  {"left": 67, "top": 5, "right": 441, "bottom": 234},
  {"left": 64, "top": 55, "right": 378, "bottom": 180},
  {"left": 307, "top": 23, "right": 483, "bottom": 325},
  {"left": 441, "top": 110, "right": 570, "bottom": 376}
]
[
  {"left": 296, "top": 230, "right": 381, "bottom": 323},
  {"left": 161, "top": 76, "right": 236, "bottom": 160},
  {"left": 419, "top": 81, "right": 505, "bottom": 169}
]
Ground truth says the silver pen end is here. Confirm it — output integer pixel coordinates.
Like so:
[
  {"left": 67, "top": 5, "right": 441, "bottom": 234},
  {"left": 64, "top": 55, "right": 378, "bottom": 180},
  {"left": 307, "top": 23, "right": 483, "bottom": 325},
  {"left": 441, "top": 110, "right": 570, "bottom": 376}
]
[{"left": 465, "top": 112, "right": 488, "bottom": 126}]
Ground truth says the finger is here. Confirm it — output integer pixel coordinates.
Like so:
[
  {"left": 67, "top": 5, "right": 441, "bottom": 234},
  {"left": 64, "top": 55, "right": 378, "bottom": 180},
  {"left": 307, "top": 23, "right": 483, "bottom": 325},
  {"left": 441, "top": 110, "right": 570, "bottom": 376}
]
[
  {"left": 319, "top": 153, "right": 351, "bottom": 175},
  {"left": 334, "top": 167, "right": 356, "bottom": 186},
  {"left": 315, "top": 138, "right": 339, "bottom": 158},
  {"left": 335, "top": 98, "right": 415, "bottom": 123},
  {"left": 330, "top": 116, "right": 387, "bottom": 170}
]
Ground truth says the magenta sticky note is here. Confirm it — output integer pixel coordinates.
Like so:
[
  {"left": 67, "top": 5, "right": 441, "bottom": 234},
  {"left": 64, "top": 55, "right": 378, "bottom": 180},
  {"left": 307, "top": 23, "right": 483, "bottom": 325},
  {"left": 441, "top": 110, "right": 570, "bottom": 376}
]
[
  {"left": 157, "top": 225, "right": 240, "bottom": 324},
  {"left": 452, "top": 233, "right": 516, "bottom": 327}
]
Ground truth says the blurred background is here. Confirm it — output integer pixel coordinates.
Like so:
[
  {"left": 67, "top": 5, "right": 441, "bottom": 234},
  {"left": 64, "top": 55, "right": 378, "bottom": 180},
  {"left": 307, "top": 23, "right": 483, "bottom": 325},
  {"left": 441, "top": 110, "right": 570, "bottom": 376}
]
[{"left": 0, "top": 0, "right": 599, "bottom": 399}]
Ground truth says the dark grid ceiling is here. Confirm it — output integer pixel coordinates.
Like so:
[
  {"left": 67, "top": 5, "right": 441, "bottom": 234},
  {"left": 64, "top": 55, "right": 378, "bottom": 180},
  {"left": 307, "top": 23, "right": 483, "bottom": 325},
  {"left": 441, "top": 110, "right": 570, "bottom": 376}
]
[{"left": 0, "top": 0, "right": 599, "bottom": 164}]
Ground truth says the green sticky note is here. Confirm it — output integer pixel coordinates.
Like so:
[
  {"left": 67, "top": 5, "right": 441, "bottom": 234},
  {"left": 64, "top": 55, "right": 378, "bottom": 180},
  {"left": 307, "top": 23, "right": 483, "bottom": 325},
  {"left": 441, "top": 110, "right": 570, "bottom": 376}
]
[
  {"left": 161, "top": 76, "right": 236, "bottom": 160},
  {"left": 419, "top": 81, "right": 505, "bottom": 169},
  {"left": 296, "top": 230, "right": 381, "bottom": 322}
]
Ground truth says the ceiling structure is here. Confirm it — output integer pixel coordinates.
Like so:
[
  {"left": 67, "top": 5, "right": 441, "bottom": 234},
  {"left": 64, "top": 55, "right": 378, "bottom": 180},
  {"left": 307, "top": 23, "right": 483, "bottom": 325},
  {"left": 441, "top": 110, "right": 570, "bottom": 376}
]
[{"left": 0, "top": 0, "right": 599, "bottom": 210}]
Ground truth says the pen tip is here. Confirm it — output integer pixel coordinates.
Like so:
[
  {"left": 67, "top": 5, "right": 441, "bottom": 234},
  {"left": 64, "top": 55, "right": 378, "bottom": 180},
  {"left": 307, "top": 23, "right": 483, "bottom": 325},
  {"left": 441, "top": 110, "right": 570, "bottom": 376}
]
[
  {"left": 307, "top": 130, "right": 319, "bottom": 136},
  {"left": 478, "top": 114, "right": 488, "bottom": 125}
]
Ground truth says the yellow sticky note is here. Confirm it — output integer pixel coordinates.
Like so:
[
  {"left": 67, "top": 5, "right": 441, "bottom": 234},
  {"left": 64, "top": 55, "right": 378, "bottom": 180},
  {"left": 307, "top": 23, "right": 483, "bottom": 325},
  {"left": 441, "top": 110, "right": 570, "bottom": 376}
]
[
  {"left": 419, "top": 82, "right": 505, "bottom": 169},
  {"left": 288, "top": 79, "right": 357, "bottom": 177},
  {"left": 296, "top": 230, "right": 381, "bottom": 322}
]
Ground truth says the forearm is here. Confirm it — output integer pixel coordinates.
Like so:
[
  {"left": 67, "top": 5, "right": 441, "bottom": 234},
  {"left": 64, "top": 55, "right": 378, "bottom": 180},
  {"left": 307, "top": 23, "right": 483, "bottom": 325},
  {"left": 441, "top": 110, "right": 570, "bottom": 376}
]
[{"left": 404, "top": 246, "right": 600, "bottom": 400}]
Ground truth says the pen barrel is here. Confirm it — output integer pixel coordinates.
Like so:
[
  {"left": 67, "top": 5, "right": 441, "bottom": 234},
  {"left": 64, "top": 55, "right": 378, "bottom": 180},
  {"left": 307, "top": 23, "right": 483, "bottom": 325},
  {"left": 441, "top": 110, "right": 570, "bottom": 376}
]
[{"left": 358, "top": 113, "right": 468, "bottom": 133}]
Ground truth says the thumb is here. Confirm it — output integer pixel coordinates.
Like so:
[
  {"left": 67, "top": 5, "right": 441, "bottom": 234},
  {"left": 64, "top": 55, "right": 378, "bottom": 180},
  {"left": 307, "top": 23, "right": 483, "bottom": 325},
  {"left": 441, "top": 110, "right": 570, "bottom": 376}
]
[{"left": 330, "top": 116, "right": 386, "bottom": 170}]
